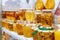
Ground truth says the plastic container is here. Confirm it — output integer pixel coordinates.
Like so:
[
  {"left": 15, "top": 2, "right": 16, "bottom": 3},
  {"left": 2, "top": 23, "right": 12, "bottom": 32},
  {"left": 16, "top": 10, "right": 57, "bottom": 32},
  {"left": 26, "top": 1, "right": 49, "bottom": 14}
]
[{"left": 25, "top": 10, "right": 35, "bottom": 22}]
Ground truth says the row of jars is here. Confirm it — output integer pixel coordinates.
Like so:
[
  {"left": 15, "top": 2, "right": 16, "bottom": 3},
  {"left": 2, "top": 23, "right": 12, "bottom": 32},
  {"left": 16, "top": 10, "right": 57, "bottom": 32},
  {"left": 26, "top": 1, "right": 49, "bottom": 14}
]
[
  {"left": 2, "top": 19, "right": 60, "bottom": 40},
  {"left": 2, "top": 10, "right": 54, "bottom": 26}
]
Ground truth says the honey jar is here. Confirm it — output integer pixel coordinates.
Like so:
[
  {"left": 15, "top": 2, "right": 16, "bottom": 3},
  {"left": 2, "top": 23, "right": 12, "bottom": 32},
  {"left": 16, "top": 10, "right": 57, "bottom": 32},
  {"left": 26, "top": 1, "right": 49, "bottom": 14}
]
[
  {"left": 16, "top": 20, "right": 23, "bottom": 35},
  {"left": 25, "top": 10, "right": 35, "bottom": 22}
]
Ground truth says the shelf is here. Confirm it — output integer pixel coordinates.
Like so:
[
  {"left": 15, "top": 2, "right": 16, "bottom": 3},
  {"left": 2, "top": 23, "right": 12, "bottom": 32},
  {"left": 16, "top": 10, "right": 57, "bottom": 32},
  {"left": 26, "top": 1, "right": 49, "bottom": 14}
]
[{"left": 2, "top": 27, "right": 33, "bottom": 40}]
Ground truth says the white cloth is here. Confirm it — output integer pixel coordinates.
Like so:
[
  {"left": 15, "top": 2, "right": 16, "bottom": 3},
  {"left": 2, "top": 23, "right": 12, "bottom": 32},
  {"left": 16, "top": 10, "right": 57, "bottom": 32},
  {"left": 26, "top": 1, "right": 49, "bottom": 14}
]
[{"left": 20, "top": 0, "right": 37, "bottom": 9}]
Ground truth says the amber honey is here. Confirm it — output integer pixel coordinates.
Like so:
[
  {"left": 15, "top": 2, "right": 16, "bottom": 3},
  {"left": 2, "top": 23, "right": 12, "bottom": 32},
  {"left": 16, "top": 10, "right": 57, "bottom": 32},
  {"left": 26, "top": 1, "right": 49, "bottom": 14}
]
[
  {"left": 18, "top": 10, "right": 26, "bottom": 20},
  {"left": 35, "top": 0, "right": 44, "bottom": 10},
  {"left": 8, "top": 20, "right": 14, "bottom": 31},
  {"left": 2, "top": 11, "right": 6, "bottom": 18},
  {"left": 39, "top": 30, "right": 54, "bottom": 40},
  {"left": 6, "top": 11, "right": 10, "bottom": 20},
  {"left": 9, "top": 11, "right": 16, "bottom": 21},
  {"left": 13, "top": 23, "right": 17, "bottom": 32},
  {"left": 2, "top": 19, "right": 9, "bottom": 29},
  {"left": 15, "top": 20, "right": 24, "bottom": 35},
  {"left": 33, "top": 32, "right": 39, "bottom": 40}
]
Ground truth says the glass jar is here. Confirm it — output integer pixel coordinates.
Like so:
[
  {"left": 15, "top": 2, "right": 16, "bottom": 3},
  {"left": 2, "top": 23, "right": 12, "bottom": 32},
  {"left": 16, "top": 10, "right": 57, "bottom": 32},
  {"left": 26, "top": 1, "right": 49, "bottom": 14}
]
[
  {"left": 13, "top": 23, "right": 17, "bottom": 32},
  {"left": 16, "top": 20, "right": 23, "bottom": 35},
  {"left": 43, "top": 11, "right": 54, "bottom": 26},
  {"left": 6, "top": 11, "right": 16, "bottom": 21},
  {"left": 38, "top": 28, "right": 54, "bottom": 40},
  {"left": 25, "top": 10, "right": 35, "bottom": 22},
  {"left": 6, "top": 11, "right": 10, "bottom": 20},
  {"left": 9, "top": 11, "right": 16, "bottom": 21},
  {"left": 2, "top": 19, "right": 6, "bottom": 27},
  {"left": 35, "top": 0, "right": 44, "bottom": 10},
  {"left": 18, "top": 10, "right": 26, "bottom": 20},
  {"left": 15, "top": 12, "right": 20, "bottom": 20},
  {"left": 54, "top": 30, "right": 60, "bottom": 40},
  {"left": 2, "top": 11, "right": 6, "bottom": 18},
  {"left": 2, "top": 19, "right": 9, "bottom": 29},
  {"left": 32, "top": 24, "right": 39, "bottom": 40},
  {"left": 35, "top": 11, "right": 54, "bottom": 26},
  {"left": 35, "top": 10, "right": 42, "bottom": 24},
  {"left": 33, "top": 32, "right": 39, "bottom": 40},
  {"left": 23, "top": 23, "right": 33, "bottom": 38},
  {"left": 45, "top": 0, "right": 55, "bottom": 9},
  {"left": 8, "top": 20, "right": 14, "bottom": 31}
]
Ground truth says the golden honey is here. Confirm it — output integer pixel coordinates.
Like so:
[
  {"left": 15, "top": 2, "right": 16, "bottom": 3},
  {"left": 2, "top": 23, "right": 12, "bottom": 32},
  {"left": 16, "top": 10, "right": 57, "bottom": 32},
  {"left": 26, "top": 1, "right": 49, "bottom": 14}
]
[
  {"left": 9, "top": 11, "right": 16, "bottom": 21},
  {"left": 25, "top": 10, "right": 35, "bottom": 22},
  {"left": 2, "top": 19, "right": 9, "bottom": 29},
  {"left": 13, "top": 23, "right": 17, "bottom": 32},
  {"left": 54, "top": 30, "right": 60, "bottom": 40},
  {"left": 35, "top": 11, "right": 54, "bottom": 26},
  {"left": 45, "top": 0, "right": 55, "bottom": 9},
  {"left": 36, "top": 0, "right": 44, "bottom": 10},
  {"left": 39, "top": 30, "right": 54, "bottom": 40},
  {"left": 23, "top": 24, "right": 33, "bottom": 38},
  {"left": 8, "top": 20, "right": 14, "bottom": 31}
]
